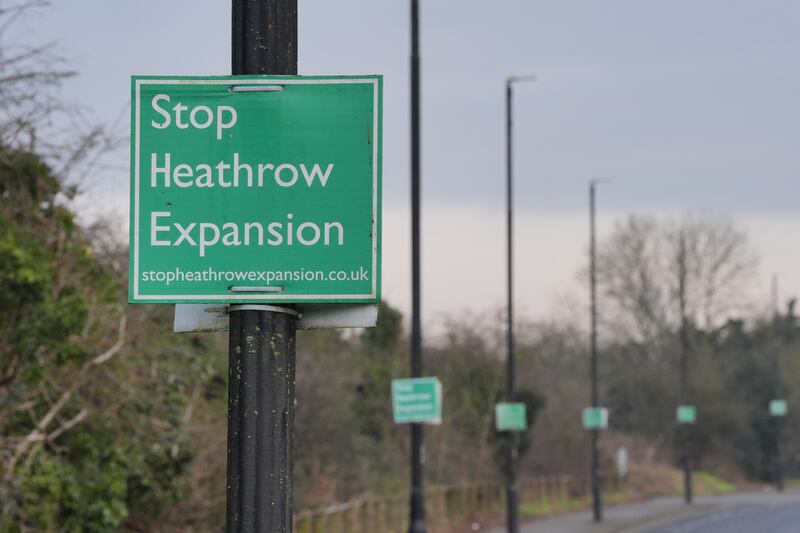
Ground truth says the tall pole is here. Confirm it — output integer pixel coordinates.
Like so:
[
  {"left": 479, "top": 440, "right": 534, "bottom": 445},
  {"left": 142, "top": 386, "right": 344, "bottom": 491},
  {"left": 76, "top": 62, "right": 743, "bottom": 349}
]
[
  {"left": 504, "top": 79, "right": 519, "bottom": 533},
  {"left": 409, "top": 1, "right": 425, "bottom": 532},
  {"left": 504, "top": 75, "right": 535, "bottom": 533},
  {"left": 228, "top": 2, "right": 298, "bottom": 532},
  {"left": 772, "top": 274, "right": 784, "bottom": 492},
  {"left": 589, "top": 180, "right": 603, "bottom": 522},
  {"left": 677, "top": 234, "right": 693, "bottom": 505}
]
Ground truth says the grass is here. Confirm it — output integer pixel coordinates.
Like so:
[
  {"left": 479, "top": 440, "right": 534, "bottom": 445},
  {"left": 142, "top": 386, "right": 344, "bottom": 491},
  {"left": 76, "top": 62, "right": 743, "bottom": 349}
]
[
  {"left": 520, "top": 496, "right": 591, "bottom": 518},
  {"left": 517, "top": 469, "right": 736, "bottom": 521},
  {"left": 784, "top": 478, "right": 800, "bottom": 490},
  {"left": 519, "top": 488, "right": 636, "bottom": 519},
  {"left": 693, "top": 471, "right": 736, "bottom": 495}
]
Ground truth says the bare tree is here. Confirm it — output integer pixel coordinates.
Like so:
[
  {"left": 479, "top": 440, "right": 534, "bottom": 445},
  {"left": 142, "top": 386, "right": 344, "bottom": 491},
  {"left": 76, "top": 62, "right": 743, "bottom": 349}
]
[
  {"left": 596, "top": 214, "right": 758, "bottom": 342},
  {"left": 669, "top": 216, "right": 758, "bottom": 329},
  {"left": 595, "top": 215, "right": 669, "bottom": 342},
  {"left": 0, "top": 0, "right": 118, "bottom": 192}
]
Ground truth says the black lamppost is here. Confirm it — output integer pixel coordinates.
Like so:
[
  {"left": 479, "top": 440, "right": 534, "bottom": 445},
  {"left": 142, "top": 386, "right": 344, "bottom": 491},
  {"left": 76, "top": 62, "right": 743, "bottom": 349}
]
[
  {"left": 589, "top": 178, "right": 609, "bottom": 522},
  {"left": 771, "top": 274, "right": 785, "bottom": 492},
  {"left": 505, "top": 74, "right": 536, "bottom": 533},
  {"left": 677, "top": 234, "right": 693, "bottom": 505},
  {"left": 409, "top": 1, "right": 425, "bottom": 532}
]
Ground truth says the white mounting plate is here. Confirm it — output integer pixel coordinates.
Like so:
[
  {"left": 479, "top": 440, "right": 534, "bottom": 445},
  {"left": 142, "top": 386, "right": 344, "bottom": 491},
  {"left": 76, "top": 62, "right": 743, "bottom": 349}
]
[{"left": 173, "top": 303, "right": 378, "bottom": 332}]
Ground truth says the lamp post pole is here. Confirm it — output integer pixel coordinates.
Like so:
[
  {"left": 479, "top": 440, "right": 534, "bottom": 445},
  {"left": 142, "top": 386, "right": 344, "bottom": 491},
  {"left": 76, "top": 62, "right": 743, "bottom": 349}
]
[
  {"left": 505, "top": 75, "right": 536, "bottom": 533},
  {"left": 409, "top": 1, "right": 425, "bottom": 532},
  {"left": 677, "top": 234, "right": 693, "bottom": 505},
  {"left": 589, "top": 179, "right": 603, "bottom": 522},
  {"left": 772, "top": 274, "right": 785, "bottom": 492},
  {"left": 228, "top": 2, "right": 298, "bottom": 532}
]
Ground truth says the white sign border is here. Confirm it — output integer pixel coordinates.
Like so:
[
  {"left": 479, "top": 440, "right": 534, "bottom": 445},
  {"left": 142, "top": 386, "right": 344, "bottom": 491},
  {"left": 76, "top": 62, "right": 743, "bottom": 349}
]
[{"left": 132, "top": 77, "right": 380, "bottom": 302}]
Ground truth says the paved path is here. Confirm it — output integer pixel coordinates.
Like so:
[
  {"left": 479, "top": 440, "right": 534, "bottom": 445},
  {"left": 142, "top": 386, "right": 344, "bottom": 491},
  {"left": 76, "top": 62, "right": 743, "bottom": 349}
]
[
  {"left": 646, "top": 492, "right": 800, "bottom": 533},
  {"left": 484, "top": 491, "right": 800, "bottom": 533}
]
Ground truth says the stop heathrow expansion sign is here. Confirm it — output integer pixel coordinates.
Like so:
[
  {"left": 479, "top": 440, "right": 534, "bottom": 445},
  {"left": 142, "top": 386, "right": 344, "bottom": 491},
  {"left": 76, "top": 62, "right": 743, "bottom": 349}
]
[{"left": 129, "top": 75, "right": 382, "bottom": 303}]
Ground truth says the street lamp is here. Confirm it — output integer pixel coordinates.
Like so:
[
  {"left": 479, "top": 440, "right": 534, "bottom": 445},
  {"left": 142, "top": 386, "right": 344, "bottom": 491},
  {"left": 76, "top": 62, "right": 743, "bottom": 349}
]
[
  {"left": 505, "top": 74, "right": 536, "bottom": 533},
  {"left": 409, "top": 1, "right": 425, "bottom": 532},
  {"left": 589, "top": 178, "right": 610, "bottom": 522},
  {"left": 676, "top": 233, "right": 693, "bottom": 505},
  {"left": 771, "top": 274, "right": 785, "bottom": 492}
]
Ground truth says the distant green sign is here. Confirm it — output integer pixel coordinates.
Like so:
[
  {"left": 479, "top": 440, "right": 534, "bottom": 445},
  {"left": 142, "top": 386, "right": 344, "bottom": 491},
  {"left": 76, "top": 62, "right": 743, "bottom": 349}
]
[
  {"left": 770, "top": 399, "right": 788, "bottom": 417},
  {"left": 582, "top": 407, "right": 609, "bottom": 430},
  {"left": 391, "top": 377, "right": 442, "bottom": 425},
  {"left": 129, "top": 75, "right": 382, "bottom": 303},
  {"left": 495, "top": 402, "right": 527, "bottom": 431},
  {"left": 676, "top": 405, "right": 696, "bottom": 424}
]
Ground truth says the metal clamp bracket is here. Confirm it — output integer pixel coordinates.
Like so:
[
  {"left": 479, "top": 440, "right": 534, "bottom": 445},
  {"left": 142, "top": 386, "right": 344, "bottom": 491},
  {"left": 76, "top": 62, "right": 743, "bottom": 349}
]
[
  {"left": 229, "top": 304, "right": 301, "bottom": 318},
  {"left": 228, "top": 285, "right": 284, "bottom": 293},
  {"left": 229, "top": 85, "right": 285, "bottom": 93}
]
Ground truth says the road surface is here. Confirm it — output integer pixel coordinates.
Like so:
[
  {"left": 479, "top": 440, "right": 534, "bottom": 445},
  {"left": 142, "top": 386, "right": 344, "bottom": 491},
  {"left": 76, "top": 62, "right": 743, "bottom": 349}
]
[{"left": 485, "top": 491, "right": 800, "bottom": 533}]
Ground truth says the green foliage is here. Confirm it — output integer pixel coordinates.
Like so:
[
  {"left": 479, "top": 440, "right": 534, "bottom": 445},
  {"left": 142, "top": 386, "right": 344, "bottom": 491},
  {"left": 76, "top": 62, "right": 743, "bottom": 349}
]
[
  {"left": 0, "top": 146, "right": 112, "bottom": 387},
  {"left": 0, "top": 231, "right": 49, "bottom": 307},
  {"left": 19, "top": 441, "right": 130, "bottom": 532},
  {"left": 0, "top": 142, "right": 226, "bottom": 532},
  {"left": 13, "top": 422, "right": 192, "bottom": 533},
  {"left": 0, "top": 144, "right": 61, "bottom": 222},
  {"left": 361, "top": 301, "right": 403, "bottom": 351},
  {"left": 515, "top": 388, "right": 546, "bottom": 456},
  {"left": 597, "top": 307, "right": 800, "bottom": 483}
]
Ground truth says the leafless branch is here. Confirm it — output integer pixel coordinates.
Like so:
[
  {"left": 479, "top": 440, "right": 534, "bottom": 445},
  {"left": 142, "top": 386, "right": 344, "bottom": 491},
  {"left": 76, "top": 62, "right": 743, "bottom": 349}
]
[
  {"left": 46, "top": 408, "right": 88, "bottom": 442},
  {"left": 92, "top": 313, "right": 126, "bottom": 365}
]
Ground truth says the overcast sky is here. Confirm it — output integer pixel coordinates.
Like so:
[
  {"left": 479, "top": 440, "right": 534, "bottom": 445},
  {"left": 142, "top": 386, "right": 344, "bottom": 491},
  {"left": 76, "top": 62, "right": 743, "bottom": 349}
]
[{"left": 21, "top": 0, "right": 800, "bottom": 325}]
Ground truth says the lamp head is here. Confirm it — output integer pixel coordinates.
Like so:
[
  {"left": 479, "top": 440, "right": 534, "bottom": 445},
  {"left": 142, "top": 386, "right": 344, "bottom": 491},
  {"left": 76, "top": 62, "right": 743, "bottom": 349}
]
[
  {"left": 507, "top": 74, "right": 538, "bottom": 85},
  {"left": 590, "top": 177, "right": 612, "bottom": 186}
]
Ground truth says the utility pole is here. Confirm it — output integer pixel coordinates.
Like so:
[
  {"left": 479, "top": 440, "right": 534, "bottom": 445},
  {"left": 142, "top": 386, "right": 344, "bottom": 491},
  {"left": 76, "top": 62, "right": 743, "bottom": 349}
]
[
  {"left": 589, "top": 180, "right": 603, "bottom": 522},
  {"left": 677, "top": 234, "right": 693, "bottom": 505},
  {"left": 505, "top": 77, "right": 518, "bottom": 533},
  {"left": 409, "top": 1, "right": 426, "bottom": 532},
  {"left": 771, "top": 274, "right": 784, "bottom": 492},
  {"left": 504, "top": 75, "right": 535, "bottom": 533},
  {"left": 228, "top": 2, "right": 298, "bottom": 532}
]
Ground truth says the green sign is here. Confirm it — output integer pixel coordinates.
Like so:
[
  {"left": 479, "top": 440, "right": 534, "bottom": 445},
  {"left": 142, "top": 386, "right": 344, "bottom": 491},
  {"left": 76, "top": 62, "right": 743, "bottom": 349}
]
[
  {"left": 770, "top": 399, "right": 788, "bottom": 417},
  {"left": 129, "top": 75, "right": 382, "bottom": 303},
  {"left": 676, "top": 405, "right": 696, "bottom": 424},
  {"left": 582, "top": 407, "right": 609, "bottom": 430},
  {"left": 391, "top": 377, "right": 442, "bottom": 425},
  {"left": 495, "top": 402, "right": 527, "bottom": 431}
]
